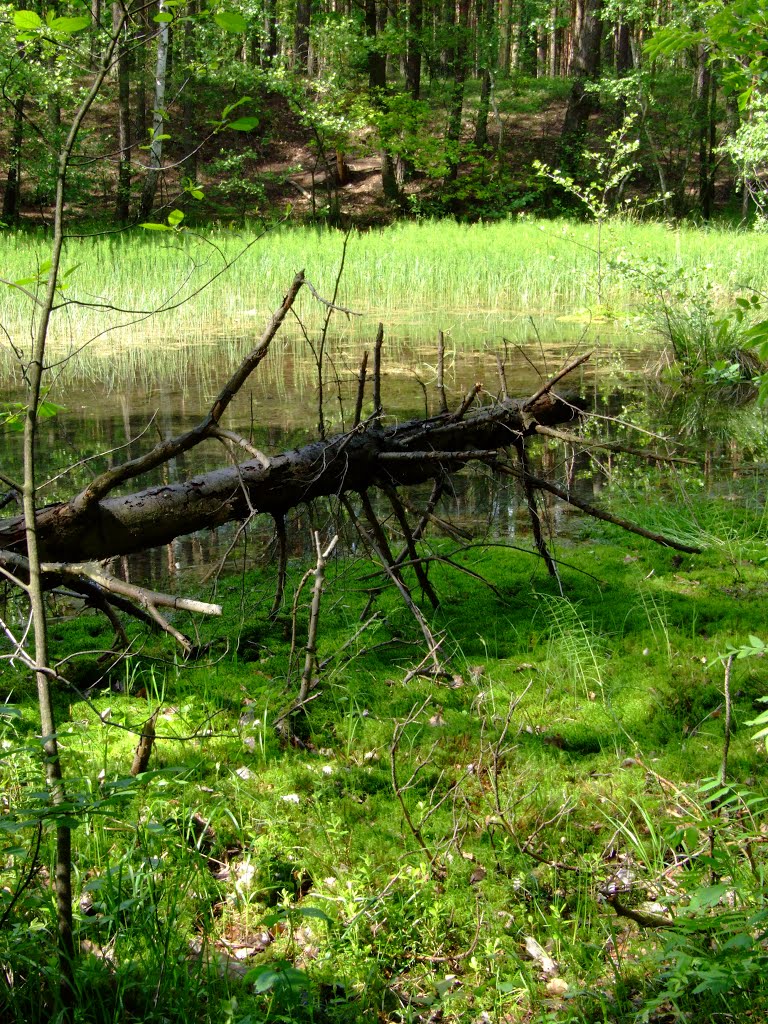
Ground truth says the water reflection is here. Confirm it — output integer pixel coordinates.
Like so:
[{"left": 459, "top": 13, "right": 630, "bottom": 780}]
[{"left": 2, "top": 336, "right": 766, "bottom": 587}]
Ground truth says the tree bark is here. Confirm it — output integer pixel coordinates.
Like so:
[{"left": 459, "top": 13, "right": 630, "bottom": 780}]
[
  {"left": 405, "top": 0, "right": 422, "bottom": 100},
  {"left": 263, "top": 0, "right": 278, "bottom": 62},
  {"left": 558, "top": 0, "right": 603, "bottom": 172},
  {"left": 114, "top": 0, "right": 132, "bottom": 223},
  {"left": 294, "top": 0, "right": 310, "bottom": 72},
  {"left": 2, "top": 94, "right": 25, "bottom": 223},
  {"left": 445, "top": 0, "right": 470, "bottom": 183},
  {"left": 498, "top": 0, "right": 512, "bottom": 73},
  {"left": 696, "top": 45, "right": 716, "bottom": 220},
  {"left": 139, "top": 4, "right": 170, "bottom": 221},
  {"left": 0, "top": 391, "right": 580, "bottom": 563},
  {"left": 473, "top": 0, "right": 495, "bottom": 150}
]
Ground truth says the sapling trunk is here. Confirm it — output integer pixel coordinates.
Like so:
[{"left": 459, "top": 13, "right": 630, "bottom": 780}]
[{"left": 16, "top": 16, "right": 128, "bottom": 1018}]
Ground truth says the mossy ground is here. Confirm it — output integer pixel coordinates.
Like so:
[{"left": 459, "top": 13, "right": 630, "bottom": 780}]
[{"left": 2, "top": 514, "right": 768, "bottom": 1023}]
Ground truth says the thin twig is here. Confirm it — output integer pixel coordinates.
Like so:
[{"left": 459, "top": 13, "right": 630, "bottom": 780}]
[
  {"left": 353, "top": 350, "right": 369, "bottom": 428},
  {"left": 372, "top": 323, "right": 384, "bottom": 418},
  {"left": 720, "top": 654, "right": 734, "bottom": 788},
  {"left": 437, "top": 330, "right": 449, "bottom": 413}
]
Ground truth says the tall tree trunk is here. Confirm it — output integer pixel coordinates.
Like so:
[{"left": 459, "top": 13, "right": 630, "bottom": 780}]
[
  {"left": 445, "top": 0, "right": 470, "bottom": 184},
  {"left": 549, "top": 1, "right": 561, "bottom": 77},
  {"left": 139, "top": 4, "right": 170, "bottom": 221},
  {"left": 264, "top": 0, "right": 278, "bottom": 62},
  {"left": 498, "top": 0, "right": 512, "bottom": 73},
  {"left": 439, "top": 0, "right": 455, "bottom": 76},
  {"left": 696, "top": 46, "right": 716, "bottom": 220},
  {"left": 16, "top": 20, "right": 131, "bottom": 1021},
  {"left": 473, "top": 0, "right": 495, "bottom": 150},
  {"left": 536, "top": 27, "right": 547, "bottom": 76},
  {"left": 2, "top": 95, "right": 25, "bottom": 223},
  {"left": 294, "top": 0, "right": 310, "bottom": 72},
  {"left": 405, "top": 0, "right": 422, "bottom": 99},
  {"left": 45, "top": 92, "right": 62, "bottom": 206},
  {"left": 395, "top": 0, "right": 423, "bottom": 185},
  {"left": 181, "top": 0, "right": 198, "bottom": 185},
  {"left": 134, "top": 3, "right": 150, "bottom": 147},
  {"left": 558, "top": 0, "right": 603, "bottom": 172},
  {"left": 114, "top": 0, "right": 132, "bottom": 223},
  {"left": 615, "top": 22, "right": 631, "bottom": 75},
  {"left": 366, "top": 0, "right": 386, "bottom": 92},
  {"left": 366, "top": 0, "right": 399, "bottom": 203},
  {"left": 90, "top": 0, "right": 102, "bottom": 66}
]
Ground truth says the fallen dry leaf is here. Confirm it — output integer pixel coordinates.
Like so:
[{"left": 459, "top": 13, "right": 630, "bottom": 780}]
[
  {"left": 546, "top": 978, "right": 569, "bottom": 997},
  {"left": 523, "top": 936, "right": 557, "bottom": 976}
]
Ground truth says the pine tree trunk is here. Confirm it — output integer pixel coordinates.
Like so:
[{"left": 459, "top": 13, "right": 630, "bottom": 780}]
[
  {"left": 558, "top": 0, "right": 603, "bottom": 171},
  {"left": 498, "top": 0, "right": 512, "bottom": 73}
]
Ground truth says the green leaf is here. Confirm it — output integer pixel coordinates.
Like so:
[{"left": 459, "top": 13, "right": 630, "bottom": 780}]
[
  {"left": 0, "top": 819, "right": 25, "bottom": 834},
  {"left": 139, "top": 222, "right": 171, "bottom": 231},
  {"left": 167, "top": 209, "right": 185, "bottom": 227},
  {"left": 689, "top": 884, "right": 729, "bottom": 911},
  {"left": 214, "top": 11, "right": 247, "bottom": 32},
  {"left": 244, "top": 960, "right": 309, "bottom": 994},
  {"left": 261, "top": 911, "right": 284, "bottom": 927},
  {"left": 644, "top": 25, "right": 703, "bottom": 59},
  {"left": 221, "top": 96, "right": 251, "bottom": 119},
  {"left": 38, "top": 401, "right": 64, "bottom": 419},
  {"left": 744, "top": 318, "right": 768, "bottom": 353},
  {"left": 49, "top": 15, "right": 90, "bottom": 33},
  {"left": 294, "top": 905, "right": 332, "bottom": 922},
  {"left": 228, "top": 116, "right": 259, "bottom": 132},
  {"left": 153, "top": 11, "right": 174, "bottom": 21},
  {"left": 13, "top": 10, "right": 42, "bottom": 30}
]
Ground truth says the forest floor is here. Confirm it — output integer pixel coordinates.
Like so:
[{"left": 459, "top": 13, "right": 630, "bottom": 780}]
[{"left": 2, "top": 503, "right": 768, "bottom": 1022}]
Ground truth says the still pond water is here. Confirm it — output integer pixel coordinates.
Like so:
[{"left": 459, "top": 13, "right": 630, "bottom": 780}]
[{"left": 1, "top": 317, "right": 765, "bottom": 585}]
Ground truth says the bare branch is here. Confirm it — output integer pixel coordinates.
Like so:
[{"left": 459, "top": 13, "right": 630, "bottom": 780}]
[
  {"left": 491, "top": 460, "right": 702, "bottom": 554},
  {"left": 523, "top": 352, "right": 592, "bottom": 408},
  {"left": 534, "top": 425, "right": 695, "bottom": 464},
  {"left": 68, "top": 271, "right": 304, "bottom": 513}
]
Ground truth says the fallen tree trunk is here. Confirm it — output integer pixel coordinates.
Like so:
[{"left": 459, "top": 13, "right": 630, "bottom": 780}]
[
  {"left": 0, "top": 275, "right": 700, "bottom": 650},
  {"left": 0, "top": 389, "right": 579, "bottom": 562}
]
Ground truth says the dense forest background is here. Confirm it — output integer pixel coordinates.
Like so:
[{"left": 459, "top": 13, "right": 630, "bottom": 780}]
[{"left": 1, "top": 0, "right": 765, "bottom": 227}]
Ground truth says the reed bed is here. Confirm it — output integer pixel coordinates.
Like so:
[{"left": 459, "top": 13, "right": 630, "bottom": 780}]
[{"left": 1, "top": 218, "right": 766, "bottom": 382}]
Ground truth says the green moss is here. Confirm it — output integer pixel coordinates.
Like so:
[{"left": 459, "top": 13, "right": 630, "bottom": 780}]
[{"left": 4, "top": 532, "right": 768, "bottom": 1022}]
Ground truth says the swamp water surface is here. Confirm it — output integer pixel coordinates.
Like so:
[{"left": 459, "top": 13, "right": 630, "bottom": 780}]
[{"left": 2, "top": 318, "right": 766, "bottom": 585}]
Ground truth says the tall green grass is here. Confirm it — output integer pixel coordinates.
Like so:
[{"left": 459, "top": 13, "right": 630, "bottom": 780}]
[{"left": 2, "top": 219, "right": 767, "bottom": 381}]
